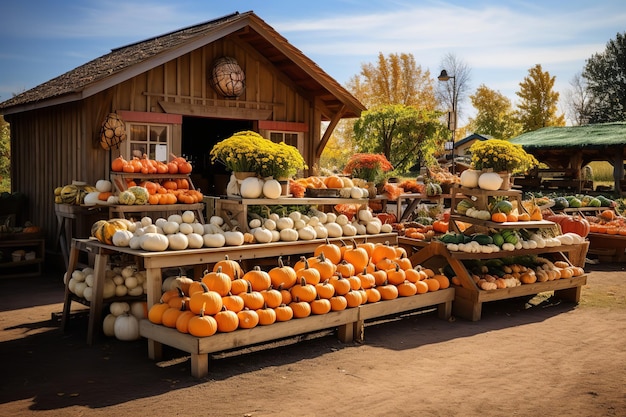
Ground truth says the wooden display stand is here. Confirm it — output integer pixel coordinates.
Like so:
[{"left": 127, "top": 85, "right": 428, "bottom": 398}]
[
  {"left": 109, "top": 173, "right": 205, "bottom": 222},
  {"left": 409, "top": 241, "right": 587, "bottom": 321},
  {"left": 587, "top": 233, "right": 626, "bottom": 262},
  {"left": 62, "top": 234, "right": 456, "bottom": 378},
  {"left": 215, "top": 196, "right": 370, "bottom": 232},
  {"left": 410, "top": 186, "right": 589, "bottom": 321},
  {"left": 62, "top": 233, "right": 397, "bottom": 345},
  {"left": 0, "top": 238, "right": 45, "bottom": 278}
]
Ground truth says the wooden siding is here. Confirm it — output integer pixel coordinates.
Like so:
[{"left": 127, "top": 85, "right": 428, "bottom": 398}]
[{"left": 6, "top": 35, "right": 330, "bottom": 254}]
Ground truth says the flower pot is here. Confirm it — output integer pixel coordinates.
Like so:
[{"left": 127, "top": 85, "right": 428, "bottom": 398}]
[
  {"left": 233, "top": 171, "right": 257, "bottom": 182},
  {"left": 498, "top": 172, "right": 512, "bottom": 190},
  {"left": 278, "top": 179, "right": 290, "bottom": 196}
]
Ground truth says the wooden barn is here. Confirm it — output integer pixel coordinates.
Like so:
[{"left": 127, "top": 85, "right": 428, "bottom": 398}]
[{"left": 0, "top": 11, "right": 365, "bottom": 256}]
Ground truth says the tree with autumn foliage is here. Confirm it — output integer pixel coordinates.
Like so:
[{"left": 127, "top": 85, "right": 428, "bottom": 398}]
[
  {"left": 346, "top": 52, "right": 437, "bottom": 109},
  {"left": 352, "top": 104, "right": 447, "bottom": 172},
  {"left": 468, "top": 84, "right": 521, "bottom": 139},
  {"left": 515, "top": 64, "right": 565, "bottom": 132}
]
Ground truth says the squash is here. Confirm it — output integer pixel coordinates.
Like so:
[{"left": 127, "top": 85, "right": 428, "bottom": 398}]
[
  {"left": 240, "top": 177, "right": 264, "bottom": 198},
  {"left": 95, "top": 179, "right": 113, "bottom": 193},
  {"left": 113, "top": 313, "right": 140, "bottom": 341},
  {"left": 83, "top": 191, "right": 101, "bottom": 206},
  {"left": 425, "top": 182, "right": 443, "bottom": 196},
  {"left": 112, "top": 229, "right": 133, "bottom": 247},
  {"left": 118, "top": 190, "right": 136, "bottom": 205},
  {"left": 167, "top": 232, "right": 189, "bottom": 250},
  {"left": 298, "top": 225, "right": 317, "bottom": 240},
  {"left": 262, "top": 179, "right": 282, "bottom": 199},
  {"left": 279, "top": 227, "right": 299, "bottom": 242},
  {"left": 459, "top": 169, "right": 480, "bottom": 188},
  {"left": 203, "top": 232, "right": 226, "bottom": 248},
  {"left": 253, "top": 227, "right": 273, "bottom": 243},
  {"left": 478, "top": 172, "right": 503, "bottom": 191},
  {"left": 140, "top": 233, "right": 169, "bottom": 252},
  {"left": 224, "top": 230, "right": 245, "bottom": 246}
]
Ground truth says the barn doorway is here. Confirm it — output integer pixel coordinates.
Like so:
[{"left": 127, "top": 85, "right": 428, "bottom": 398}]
[{"left": 181, "top": 117, "right": 253, "bottom": 196}]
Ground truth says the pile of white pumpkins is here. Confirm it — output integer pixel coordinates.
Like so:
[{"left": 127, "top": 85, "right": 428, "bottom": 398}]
[
  {"left": 65, "top": 264, "right": 148, "bottom": 301},
  {"left": 65, "top": 265, "right": 148, "bottom": 341},
  {"left": 107, "top": 208, "right": 394, "bottom": 252}
]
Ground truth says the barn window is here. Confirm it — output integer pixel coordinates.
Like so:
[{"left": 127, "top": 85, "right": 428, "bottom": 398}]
[
  {"left": 269, "top": 131, "right": 301, "bottom": 149},
  {"left": 126, "top": 123, "right": 171, "bottom": 161}
]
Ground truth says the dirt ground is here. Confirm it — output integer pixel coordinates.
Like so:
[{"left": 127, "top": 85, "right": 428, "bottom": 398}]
[{"left": 1, "top": 260, "right": 625, "bottom": 417}]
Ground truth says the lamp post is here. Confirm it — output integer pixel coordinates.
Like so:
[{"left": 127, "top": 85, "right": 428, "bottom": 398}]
[{"left": 438, "top": 69, "right": 457, "bottom": 174}]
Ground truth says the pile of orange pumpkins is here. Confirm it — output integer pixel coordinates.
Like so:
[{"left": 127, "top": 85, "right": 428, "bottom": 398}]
[{"left": 148, "top": 240, "right": 449, "bottom": 337}]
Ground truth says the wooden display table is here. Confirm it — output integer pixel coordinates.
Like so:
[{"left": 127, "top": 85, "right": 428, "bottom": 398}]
[
  {"left": 62, "top": 234, "right": 458, "bottom": 378},
  {"left": 62, "top": 233, "right": 397, "bottom": 345},
  {"left": 0, "top": 238, "right": 45, "bottom": 278},
  {"left": 586, "top": 232, "right": 626, "bottom": 262},
  {"left": 215, "top": 196, "right": 370, "bottom": 231},
  {"left": 141, "top": 288, "right": 454, "bottom": 377},
  {"left": 408, "top": 241, "right": 587, "bottom": 321}
]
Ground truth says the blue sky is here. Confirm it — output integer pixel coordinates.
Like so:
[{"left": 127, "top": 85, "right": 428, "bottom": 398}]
[{"left": 1, "top": 0, "right": 625, "bottom": 124}]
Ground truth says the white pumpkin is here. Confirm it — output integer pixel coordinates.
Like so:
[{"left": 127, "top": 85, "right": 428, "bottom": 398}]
[
  {"left": 279, "top": 228, "right": 299, "bottom": 242},
  {"left": 341, "top": 223, "right": 357, "bottom": 236},
  {"left": 254, "top": 227, "right": 273, "bottom": 243},
  {"left": 114, "top": 313, "right": 140, "bottom": 341},
  {"left": 240, "top": 177, "right": 264, "bottom": 198},
  {"left": 298, "top": 225, "right": 317, "bottom": 240},
  {"left": 262, "top": 179, "right": 282, "bottom": 199},
  {"left": 178, "top": 222, "right": 194, "bottom": 235},
  {"left": 103, "top": 278, "right": 116, "bottom": 299},
  {"left": 102, "top": 314, "right": 117, "bottom": 337},
  {"left": 96, "top": 179, "right": 113, "bottom": 193},
  {"left": 181, "top": 210, "right": 196, "bottom": 223},
  {"left": 109, "top": 301, "right": 130, "bottom": 316},
  {"left": 276, "top": 217, "right": 295, "bottom": 231},
  {"left": 83, "top": 191, "right": 101, "bottom": 206},
  {"left": 112, "top": 230, "right": 133, "bottom": 247},
  {"left": 186, "top": 233, "right": 204, "bottom": 249},
  {"left": 168, "top": 214, "right": 183, "bottom": 224},
  {"left": 478, "top": 172, "right": 503, "bottom": 191},
  {"left": 203, "top": 233, "right": 226, "bottom": 248},
  {"left": 162, "top": 221, "right": 180, "bottom": 235},
  {"left": 224, "top": 230, "right": 245, "bottom": 246},
  {"left": 325, "top": 222, "right": 343, "bottom": 238},
  {"left": 130, "top": 301, "right": 147, "bottom": 320},
  {"left": 140, "top": 233, "right": 169, "bottom": 252},
  {"left": 313, "top": 224, "right": 328, "bottom": 239},
  {"left": 460, "top": 169, "right": 481, "bottom": 188}
]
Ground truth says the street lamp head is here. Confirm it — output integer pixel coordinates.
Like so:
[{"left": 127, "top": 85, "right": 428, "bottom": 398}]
[{"left": 438, "top": 69, "right": 452, "bottom": 81}]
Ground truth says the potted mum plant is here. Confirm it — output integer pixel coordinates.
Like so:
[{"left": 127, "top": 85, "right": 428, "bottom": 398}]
[
  {"left": 469, "top": 139, "right": 538, "bottom": 190},
  {"left": 210, "top": 131, "right": 263, "bottom": 178},
  {"left": 343, "top": 153, "right": 394, "bottom": 196}
]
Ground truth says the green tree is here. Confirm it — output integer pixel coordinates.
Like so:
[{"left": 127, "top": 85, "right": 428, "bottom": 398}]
[
  {"left": 468, "top": 84, "right": 521, "bottom": 139},
  {"left": 582, "top": 32, "right": 626, "bottom": 123},
  {"left": 515, "top": 64, "right": 565, "bottom": 132},
  {"left": 0, "top": 116, "right": 10, "bottom": 191},
  {"left": 346, "top": 52, "right": 437, "bottom": 109},
  {"left": 352, "top": 104, "right": 446, "bottom": 172}
]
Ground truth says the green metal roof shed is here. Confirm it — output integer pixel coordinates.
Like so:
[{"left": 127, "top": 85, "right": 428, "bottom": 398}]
[{"left": 510, "top": 122, "right": 626, "bottom": 190}]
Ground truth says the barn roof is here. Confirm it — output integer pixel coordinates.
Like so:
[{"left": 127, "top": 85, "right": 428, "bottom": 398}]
[
  {"left": 0, "top": 11, "right": 365, "bottom": 118},
  {"left": 510, "top": 122, "right": 626, "bottom": 149}
]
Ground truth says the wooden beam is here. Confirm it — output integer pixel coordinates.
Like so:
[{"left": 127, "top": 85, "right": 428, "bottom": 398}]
[
  {"left": 316, "top": 104, "right": 345, "bottom": 159},
  {"left": 159, "top": 101, "right": 272, "bottom": 120},
  {"left": 258, "top": 120, "right": 308, "bottom": 132}
]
